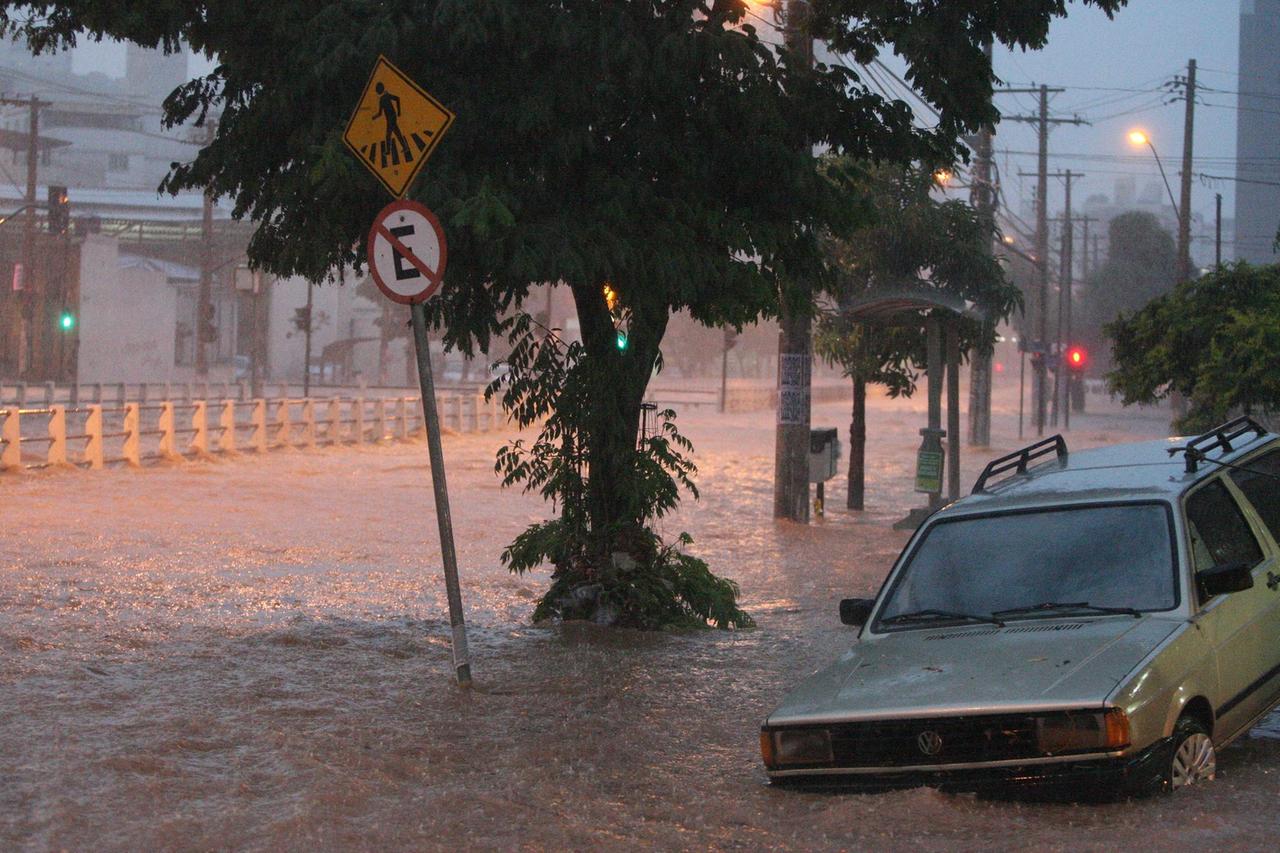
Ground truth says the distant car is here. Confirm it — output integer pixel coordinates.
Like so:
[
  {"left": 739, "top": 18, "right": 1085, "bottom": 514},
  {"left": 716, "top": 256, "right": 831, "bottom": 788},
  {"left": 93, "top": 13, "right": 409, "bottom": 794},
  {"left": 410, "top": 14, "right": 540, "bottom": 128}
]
[{"left": 761, "top": 417, "right": 1280, "bottom": 798}]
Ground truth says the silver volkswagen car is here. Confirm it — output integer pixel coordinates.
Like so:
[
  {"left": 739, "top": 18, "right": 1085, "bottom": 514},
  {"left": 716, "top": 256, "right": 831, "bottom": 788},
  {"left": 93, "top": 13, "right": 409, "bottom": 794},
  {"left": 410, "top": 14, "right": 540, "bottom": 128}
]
[{"left": 761, "top": 416, "right": 1280, "bottom": 797}]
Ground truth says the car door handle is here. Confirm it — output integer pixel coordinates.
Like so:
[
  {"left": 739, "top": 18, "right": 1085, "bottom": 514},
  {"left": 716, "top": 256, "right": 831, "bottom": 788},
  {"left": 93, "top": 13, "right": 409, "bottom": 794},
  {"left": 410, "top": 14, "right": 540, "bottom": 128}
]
[{"left": 1268, "top": 571, "right": 1280, "bottom": 591}]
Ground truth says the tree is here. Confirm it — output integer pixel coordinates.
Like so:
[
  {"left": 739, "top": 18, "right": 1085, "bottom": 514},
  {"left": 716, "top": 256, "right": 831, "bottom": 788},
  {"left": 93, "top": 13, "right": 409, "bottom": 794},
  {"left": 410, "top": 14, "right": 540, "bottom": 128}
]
[
  {"left": 1079, "top": 211, "right": 1176, "bottom": 370},
  {"left": 1107, "top": 262, "right": 1280, "bottom": 432},
  {"left": 815, "top": 162, "right": 1016, "bottom": 510},
  {"left": 3, "top": 0, "right": 1125, "bottom": 627}
]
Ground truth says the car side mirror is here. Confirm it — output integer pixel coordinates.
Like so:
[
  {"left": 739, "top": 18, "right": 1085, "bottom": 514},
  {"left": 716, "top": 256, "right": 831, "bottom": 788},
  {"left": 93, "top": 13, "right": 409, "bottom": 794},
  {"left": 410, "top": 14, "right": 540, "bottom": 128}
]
[
  {"left": 839, "top": 598, "right": 874, "bottom": 627},
  {"left": 1197, "top": 562, "right": 1254, "bottom": 598}
]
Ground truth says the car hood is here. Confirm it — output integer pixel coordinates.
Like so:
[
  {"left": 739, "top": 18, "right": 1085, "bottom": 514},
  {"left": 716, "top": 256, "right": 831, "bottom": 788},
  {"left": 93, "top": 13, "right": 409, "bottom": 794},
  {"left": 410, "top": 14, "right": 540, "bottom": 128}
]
[{"left": 768, "top": 616, "right": 1181, "bottom": 726}]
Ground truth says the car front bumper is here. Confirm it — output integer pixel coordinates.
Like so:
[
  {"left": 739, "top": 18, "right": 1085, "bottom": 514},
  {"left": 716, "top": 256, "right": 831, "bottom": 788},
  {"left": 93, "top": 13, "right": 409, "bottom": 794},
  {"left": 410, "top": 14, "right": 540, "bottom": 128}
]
[{"left": 767, "top": 737, "right": 1173, "bottom": 798}]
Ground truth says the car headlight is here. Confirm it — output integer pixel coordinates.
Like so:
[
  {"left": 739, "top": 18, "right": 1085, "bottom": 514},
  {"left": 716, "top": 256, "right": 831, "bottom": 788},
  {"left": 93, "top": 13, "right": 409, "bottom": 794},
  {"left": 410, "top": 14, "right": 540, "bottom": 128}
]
[
  {"left": 1036, "top": 709, "right": 1130, "bottom": 754},
  {"left": 762, "top": 727, "right": 833, "bottom": 767}
]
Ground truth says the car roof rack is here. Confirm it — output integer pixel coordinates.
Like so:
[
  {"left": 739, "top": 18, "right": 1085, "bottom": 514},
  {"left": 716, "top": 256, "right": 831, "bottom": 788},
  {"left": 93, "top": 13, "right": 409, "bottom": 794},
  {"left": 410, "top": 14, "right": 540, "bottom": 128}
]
[
  {"left": 1168, "top": 415, "right": 1269, "bottom": 473},
  {"left": 972, "top": 435, "right": 1068, "bottom": 494}
]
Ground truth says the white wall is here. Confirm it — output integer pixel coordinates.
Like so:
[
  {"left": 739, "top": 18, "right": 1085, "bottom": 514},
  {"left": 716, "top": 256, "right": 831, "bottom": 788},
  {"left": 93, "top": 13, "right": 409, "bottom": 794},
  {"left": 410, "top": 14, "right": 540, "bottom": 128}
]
[{"left": 76, "top": 235, "right": 178, "bottom": 383}]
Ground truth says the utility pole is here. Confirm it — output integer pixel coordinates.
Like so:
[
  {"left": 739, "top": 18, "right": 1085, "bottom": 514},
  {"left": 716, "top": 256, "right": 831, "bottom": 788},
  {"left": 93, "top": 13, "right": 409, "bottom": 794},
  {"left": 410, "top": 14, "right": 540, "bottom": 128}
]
[
  {"left": 196, "top": 122, "right": 215, "bottom": 377},
  {"left": 1081, "top": 217, "right": 1091, "bottom": 283},
  {"left": 1003, "top": 86, "right": 1086, "bottom": 436},
  {"left": 1056, "top": 171, "right": 1080, "bottom": 428},
  {"left": 967, "top": 41, "right": 996, "bottom": 448},
  {"left": 1215, "top": 192, "right": 1222, "bottom": 267},
  {"left": 1072, "top": 215, "right": 1095, "bottom": 416},
  {"left": 1175, "top": 59, "right": 1197, "bottom": 283},
  {"left": 774, "top": 0, "right": 814, "bottom": 523},
  {"left": 302, "top": 281, "right": 314, "bottom": 396}
]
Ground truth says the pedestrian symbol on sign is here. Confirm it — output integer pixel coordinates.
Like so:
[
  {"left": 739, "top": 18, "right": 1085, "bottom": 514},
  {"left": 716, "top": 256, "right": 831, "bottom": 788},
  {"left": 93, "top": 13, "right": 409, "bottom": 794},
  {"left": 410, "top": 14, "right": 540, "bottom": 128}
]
[
  {"left": 343, "top": 56, "right": 455, "bottom": 198},
  {"left": 373, "top": 82, "right": 414, "bottom": 167}
]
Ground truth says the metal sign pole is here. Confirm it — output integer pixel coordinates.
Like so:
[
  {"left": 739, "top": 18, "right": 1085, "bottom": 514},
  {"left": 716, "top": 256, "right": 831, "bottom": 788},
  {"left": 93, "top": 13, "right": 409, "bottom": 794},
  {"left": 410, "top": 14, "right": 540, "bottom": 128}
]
[{"left": 410, "top": 301, "right": 471, "bottom": 687}]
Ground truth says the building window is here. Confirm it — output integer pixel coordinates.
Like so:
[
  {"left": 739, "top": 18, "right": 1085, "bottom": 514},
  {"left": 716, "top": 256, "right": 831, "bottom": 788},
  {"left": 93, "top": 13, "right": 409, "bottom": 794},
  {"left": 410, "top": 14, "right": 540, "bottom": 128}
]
[{"left": 108, "top": 153, "right": 129, "bottom": 172}]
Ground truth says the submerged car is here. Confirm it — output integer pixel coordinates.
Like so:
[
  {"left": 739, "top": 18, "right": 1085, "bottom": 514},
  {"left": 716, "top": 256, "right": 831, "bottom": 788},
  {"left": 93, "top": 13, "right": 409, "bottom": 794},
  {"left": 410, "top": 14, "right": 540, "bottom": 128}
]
[{"left": 761, "top": 416, "right": 1280, "bottom": 797}]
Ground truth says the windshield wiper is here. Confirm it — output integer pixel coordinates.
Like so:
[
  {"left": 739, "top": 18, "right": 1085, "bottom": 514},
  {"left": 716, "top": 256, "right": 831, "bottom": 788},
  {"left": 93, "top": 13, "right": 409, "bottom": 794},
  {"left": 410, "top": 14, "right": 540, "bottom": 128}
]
[
  {"left": 880, "top": 609, "right": 1005, "bottom": 628},
  {"left": 992, "top": 601, "right": 1142, "bottom": 619}
]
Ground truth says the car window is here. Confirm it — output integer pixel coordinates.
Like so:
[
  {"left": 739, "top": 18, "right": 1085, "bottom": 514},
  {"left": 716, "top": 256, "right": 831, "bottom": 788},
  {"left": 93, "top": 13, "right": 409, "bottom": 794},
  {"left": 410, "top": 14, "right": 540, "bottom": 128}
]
[
  {"left": 1185, "top": 480, "right": 1264, "bottom": 571},
  {"left": 876, "top": 503, "right": 1178, "bottom": 622},
  {"left": 1229, "top": 449, "right": 1280, "bottom": 544}
]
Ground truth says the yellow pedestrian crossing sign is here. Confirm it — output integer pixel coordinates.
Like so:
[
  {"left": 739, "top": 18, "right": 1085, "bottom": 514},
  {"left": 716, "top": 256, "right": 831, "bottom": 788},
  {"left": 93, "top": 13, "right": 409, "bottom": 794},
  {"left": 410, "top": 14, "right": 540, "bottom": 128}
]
[{"left": 343, "top": 56, "right": 455, "bottom": 198}]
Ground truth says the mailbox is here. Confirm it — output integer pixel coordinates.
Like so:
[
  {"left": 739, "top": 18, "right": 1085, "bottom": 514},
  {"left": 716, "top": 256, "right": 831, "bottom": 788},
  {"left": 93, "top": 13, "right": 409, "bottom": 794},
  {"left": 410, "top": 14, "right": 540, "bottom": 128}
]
[{"left": 809, "top": 427, "right": 840, "bottom": 483}]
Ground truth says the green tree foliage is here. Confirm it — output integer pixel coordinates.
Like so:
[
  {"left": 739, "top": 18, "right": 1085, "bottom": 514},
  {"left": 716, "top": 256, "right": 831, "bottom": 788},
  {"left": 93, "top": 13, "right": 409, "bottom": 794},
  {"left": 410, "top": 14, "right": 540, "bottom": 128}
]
[
  {"left": 491, "top": 314, "right": 749, "bottom": 628},
  {"left": 1107, "top": 263, "right": 1280, "bottom": 432},
  {"left": 3, "top": 0, "right": 1124, "bottom": 626},
  {"left": 1079, "top": 211, "right": 1176, "bottom": 368},
  {"left": 814, "top": 162, "right": 1017, "bottom": 508}
]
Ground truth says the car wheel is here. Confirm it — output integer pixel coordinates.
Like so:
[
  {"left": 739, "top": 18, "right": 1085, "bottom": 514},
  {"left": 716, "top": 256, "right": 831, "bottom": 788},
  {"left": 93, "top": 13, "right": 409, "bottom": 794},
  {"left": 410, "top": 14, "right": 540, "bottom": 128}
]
[{"left": 1167, "top": 716, "right": 1216, "bottom": 790}]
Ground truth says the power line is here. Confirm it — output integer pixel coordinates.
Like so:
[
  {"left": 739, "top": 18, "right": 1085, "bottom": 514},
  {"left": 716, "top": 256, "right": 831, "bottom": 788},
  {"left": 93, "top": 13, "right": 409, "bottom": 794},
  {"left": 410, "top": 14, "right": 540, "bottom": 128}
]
[
  {"left": 1201, "top": 101, "right": 1280, "bottom": 118},
  {"left": 993, "top": 148, "right": 1276, "bottom": 165},
  {"left": 1197, "top": 83, "right": 1280, "bottom": 103},
  {"left": 1197, "top": 172, "right": 1280, "bottom": 188},
  {"left": 0, "top": 62, "right": 165, "bottom": 115}
]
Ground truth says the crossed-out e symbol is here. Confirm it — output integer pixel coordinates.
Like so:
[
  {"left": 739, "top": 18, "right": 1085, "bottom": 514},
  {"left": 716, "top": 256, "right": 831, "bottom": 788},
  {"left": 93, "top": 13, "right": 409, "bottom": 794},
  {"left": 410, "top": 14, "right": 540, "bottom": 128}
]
[{"left": 389, "top": 224, "right": 420, "bottom": 281}]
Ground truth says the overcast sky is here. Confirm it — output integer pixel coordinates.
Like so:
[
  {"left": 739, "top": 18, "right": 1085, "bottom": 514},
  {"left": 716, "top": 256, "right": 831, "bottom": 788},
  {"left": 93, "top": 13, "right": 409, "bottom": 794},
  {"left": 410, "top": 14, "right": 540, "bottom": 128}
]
[
  {"left": 987, "top": 0, "right": 1240, "bottom": 251},
  {"left": 70, "top": 1, "right": 1243, "bottom": 248}
]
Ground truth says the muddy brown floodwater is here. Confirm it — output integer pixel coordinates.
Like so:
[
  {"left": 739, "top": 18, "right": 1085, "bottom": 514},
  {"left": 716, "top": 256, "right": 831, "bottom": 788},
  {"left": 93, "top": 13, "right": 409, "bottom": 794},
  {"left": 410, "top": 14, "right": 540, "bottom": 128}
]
[{"left": 3, "top": 388, "right": 1279, "bottom": 851}]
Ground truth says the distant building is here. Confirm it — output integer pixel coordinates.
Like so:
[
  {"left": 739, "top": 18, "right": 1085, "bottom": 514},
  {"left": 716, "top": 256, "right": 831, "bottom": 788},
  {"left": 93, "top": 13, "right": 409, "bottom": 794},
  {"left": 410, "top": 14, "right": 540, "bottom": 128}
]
[
  {"left": 0, "top": 40, "right": 395, "bottom": 386},
  {"left": 1234, "top": 0, "right": 1280, "bottom": 264}
]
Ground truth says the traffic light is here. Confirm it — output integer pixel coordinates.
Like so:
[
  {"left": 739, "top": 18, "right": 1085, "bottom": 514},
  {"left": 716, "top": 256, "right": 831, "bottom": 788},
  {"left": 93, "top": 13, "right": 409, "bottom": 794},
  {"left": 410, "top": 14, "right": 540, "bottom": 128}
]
[
  {"left": 724, "top": 327, "right": 738, "bottom": 350},
  {"left": 58, "top": 310, "right": 75, "bottom": 332},
  {"left": 1065, "top": 345, "right": 1087, "bottom": 373},
  {"left": 603, "top": 282, "right": 629, "bottom": 352},
  {"left": 199, "top": 300, "right": 218, "bottom": 343},
  {"left": 47, "top": 185, "right": 69, "bottom": 234}
]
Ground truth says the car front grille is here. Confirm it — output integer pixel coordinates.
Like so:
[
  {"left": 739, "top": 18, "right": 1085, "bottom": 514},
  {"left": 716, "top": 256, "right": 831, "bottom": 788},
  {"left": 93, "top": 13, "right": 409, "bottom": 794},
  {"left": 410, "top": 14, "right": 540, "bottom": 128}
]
[{"left": 826, "top": 713, "right": 1048, "bottom": 767}]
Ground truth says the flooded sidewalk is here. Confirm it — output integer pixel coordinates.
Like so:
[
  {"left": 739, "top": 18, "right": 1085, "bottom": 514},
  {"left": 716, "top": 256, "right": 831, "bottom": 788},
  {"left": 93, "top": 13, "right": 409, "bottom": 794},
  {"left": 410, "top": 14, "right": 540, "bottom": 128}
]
[{"left": 3, "top": 390, "right": 1278, "bottom": 850}]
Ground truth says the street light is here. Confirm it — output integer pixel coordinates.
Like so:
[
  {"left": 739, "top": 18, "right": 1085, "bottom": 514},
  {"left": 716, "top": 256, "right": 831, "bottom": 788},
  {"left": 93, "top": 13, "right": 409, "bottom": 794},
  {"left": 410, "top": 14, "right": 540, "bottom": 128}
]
[{"left": 1127, "top": 129, "right": 1180, "bottom": 220}]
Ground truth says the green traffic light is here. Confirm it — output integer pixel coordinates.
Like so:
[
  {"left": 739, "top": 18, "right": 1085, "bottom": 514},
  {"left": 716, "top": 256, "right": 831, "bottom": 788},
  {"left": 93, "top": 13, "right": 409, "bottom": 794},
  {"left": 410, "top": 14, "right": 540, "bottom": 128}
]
[
  {"left": 59, "top": 312, "right": 75, "bottom": 331},
  {"left": 616, "top": 329, "right": 628, "bottom": 352}
]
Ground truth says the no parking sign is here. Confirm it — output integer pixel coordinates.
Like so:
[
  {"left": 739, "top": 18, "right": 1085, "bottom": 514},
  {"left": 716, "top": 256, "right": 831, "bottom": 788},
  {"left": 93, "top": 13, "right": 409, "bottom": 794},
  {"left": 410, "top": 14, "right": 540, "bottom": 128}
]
[
  {"left": 364, "top": 198, "right": 470, "bottom": 687},
  {"left": 367, "top": 200, "right": 448, "bottom": 304}
]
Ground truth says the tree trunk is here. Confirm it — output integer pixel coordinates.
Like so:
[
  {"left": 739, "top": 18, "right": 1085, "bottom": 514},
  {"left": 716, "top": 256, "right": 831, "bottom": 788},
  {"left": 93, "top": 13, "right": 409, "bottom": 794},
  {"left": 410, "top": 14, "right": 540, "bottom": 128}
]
[
  {"left": 848, "top": 375, "right": 866, "bottom": 510},
  {"left": 569, "top": 281, "right": 668, "bottom": 554}
]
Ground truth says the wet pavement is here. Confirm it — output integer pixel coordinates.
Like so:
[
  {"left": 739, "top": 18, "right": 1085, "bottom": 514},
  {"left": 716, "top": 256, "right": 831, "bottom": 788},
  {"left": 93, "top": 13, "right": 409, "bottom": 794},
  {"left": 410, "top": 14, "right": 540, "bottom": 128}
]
[{"left": 3, "top": 387, "right": 1278, "bottom": 850}]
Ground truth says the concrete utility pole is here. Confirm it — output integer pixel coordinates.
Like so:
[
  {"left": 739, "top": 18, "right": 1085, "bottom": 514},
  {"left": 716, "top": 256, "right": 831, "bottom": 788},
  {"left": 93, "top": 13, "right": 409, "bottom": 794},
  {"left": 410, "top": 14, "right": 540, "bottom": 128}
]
[
  {"left": 1176, "top": 59, "right": 1197, "bottom": 283},
  {"left": 967, "top": 41, "right": 996, "bottom": 448},
  {"left": 302, "top": 281, "right": 314, "bottom": 396},
  {"left": 1043, "top": 171, "right": 1084, "bottom": 429},
  {"left": 1075, "top": 214, "right": 1095, "bottom": 415},
  {"left": 1215, "top": 192, "right": 1223, "bottom": 267},
  {"left": 1003, "top": 86, "right": 1086, "bottom": 437},
  {"left": 196, "top": 122, "right": 216, "bottom": 377},
  {"left": 774, "top": 0, "right": 814, "bottom": 523},
  {"left": 1059, "top": 174, "right": 1074, "bottom": 428}
]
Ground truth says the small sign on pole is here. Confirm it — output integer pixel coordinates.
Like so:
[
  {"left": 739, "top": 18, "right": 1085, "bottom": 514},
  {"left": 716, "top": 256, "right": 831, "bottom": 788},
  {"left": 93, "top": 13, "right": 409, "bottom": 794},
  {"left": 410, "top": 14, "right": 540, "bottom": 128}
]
[{"left": 368, "top": 198, "right": 471, "bottom": 687}]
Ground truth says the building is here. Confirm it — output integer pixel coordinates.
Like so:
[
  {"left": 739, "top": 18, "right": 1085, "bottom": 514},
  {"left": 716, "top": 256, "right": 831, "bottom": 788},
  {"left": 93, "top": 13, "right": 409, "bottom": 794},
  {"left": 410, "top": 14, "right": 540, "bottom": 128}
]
[
  {"left": 0, "top": 39, "right": 406, "bottom": 387},
  {"left": 1234, "top": 0, "right": 1280, "bottom": 265}
]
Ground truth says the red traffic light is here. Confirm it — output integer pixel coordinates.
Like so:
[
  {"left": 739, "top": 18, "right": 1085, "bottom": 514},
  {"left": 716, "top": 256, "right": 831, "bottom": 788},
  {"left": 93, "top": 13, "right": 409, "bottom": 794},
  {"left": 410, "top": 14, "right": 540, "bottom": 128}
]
[{"left": 1066, "top": 346, "right": 1087, "bottom": 370}]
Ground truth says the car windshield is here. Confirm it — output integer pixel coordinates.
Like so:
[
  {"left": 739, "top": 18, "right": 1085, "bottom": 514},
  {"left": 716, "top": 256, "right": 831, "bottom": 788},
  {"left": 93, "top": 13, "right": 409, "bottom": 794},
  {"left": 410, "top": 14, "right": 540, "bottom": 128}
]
[{"left": 876, "top": 503, "right": 1177, "bottom": 628}]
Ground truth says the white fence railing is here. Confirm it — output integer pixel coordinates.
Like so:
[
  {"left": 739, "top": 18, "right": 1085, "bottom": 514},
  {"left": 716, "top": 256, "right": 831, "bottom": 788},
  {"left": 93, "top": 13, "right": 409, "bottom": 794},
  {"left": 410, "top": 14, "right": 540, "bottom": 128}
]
[{"left": 0, "top": 393, "right": 504, "bottom": 473}]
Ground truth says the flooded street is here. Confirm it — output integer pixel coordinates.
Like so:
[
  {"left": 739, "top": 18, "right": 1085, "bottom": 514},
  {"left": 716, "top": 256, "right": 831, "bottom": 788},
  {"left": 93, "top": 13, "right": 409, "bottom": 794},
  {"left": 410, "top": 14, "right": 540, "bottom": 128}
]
[{"left": 4, "top": 388, "right": 1279, "bottom": 851}]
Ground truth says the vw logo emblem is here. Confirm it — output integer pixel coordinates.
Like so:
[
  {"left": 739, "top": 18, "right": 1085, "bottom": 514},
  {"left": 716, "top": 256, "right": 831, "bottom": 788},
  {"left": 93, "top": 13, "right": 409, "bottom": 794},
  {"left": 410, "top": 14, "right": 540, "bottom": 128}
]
[{"left": 917, "top": 730, "right": 943, "bottom": 756}]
